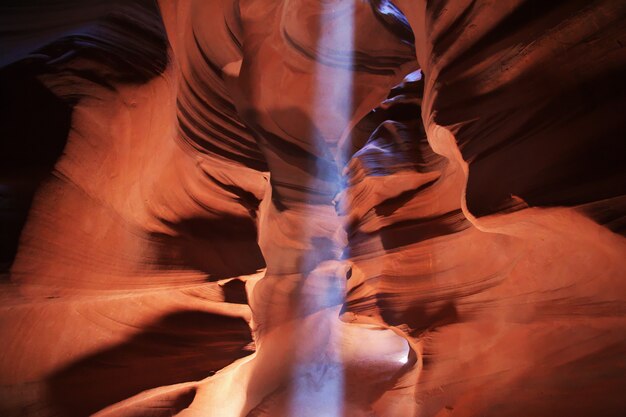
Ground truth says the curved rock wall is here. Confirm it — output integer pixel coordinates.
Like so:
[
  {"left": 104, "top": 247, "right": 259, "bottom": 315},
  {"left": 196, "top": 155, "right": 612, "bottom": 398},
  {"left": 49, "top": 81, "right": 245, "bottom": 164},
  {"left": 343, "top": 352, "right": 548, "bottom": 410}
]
[{"left": 0, "top": 0, "right": 624, "bottom": 416}]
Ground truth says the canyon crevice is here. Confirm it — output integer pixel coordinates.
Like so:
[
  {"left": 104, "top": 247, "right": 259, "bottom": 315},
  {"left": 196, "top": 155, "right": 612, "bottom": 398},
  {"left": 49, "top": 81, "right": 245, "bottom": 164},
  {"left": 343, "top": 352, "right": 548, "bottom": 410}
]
[{"left": 1, "top": 1, "right": 625, "bottom": 416}]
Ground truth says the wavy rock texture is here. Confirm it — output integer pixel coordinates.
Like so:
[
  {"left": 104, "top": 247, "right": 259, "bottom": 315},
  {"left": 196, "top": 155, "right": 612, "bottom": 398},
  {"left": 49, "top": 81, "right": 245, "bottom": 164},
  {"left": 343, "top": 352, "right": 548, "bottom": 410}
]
[{"left": 1, "top": 0, "right": 625, "bottom": 416}]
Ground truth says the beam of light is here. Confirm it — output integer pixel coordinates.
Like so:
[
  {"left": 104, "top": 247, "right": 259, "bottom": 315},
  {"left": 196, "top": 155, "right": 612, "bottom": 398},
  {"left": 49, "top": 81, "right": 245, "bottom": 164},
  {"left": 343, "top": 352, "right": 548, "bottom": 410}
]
[{"left": 289, "top": 1, "right": 355, "bottom": 417}]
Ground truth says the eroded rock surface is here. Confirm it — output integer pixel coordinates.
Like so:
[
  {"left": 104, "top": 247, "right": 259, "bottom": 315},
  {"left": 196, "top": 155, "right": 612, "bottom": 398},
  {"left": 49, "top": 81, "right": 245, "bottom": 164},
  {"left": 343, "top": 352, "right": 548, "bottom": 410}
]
[{"left": 1, "top": 0, "right": 625, "bottom": 416}]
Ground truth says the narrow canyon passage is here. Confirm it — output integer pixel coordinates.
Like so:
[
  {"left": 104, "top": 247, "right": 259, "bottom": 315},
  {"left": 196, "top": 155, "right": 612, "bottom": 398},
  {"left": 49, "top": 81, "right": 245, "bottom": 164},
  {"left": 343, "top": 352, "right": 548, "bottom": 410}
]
[
  {"left": 0, "top": 1, "right": 625, "bottom": 416},
  {"left": 172, "top": 2, "right": 419, "bottom": 415}
]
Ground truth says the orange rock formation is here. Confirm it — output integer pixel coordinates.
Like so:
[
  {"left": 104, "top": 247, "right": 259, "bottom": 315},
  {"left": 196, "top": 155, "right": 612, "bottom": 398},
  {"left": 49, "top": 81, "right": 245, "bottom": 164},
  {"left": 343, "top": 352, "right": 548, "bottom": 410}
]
[{"left": 1, "top": 1, "right": 625, "bottom": 416}]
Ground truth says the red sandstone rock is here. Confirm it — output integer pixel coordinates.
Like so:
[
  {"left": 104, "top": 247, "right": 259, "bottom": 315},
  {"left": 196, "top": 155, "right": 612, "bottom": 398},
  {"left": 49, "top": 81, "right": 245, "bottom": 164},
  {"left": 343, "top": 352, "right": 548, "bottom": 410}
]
[{"left": 0, "top": 1, "right": 625, "bottom": 416}]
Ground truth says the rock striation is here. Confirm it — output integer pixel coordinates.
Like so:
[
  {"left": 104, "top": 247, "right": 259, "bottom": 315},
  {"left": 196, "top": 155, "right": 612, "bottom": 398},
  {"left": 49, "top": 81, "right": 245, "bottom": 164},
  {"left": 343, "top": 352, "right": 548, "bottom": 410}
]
[{"left": 1, "top": 0, "right": 625, "bottom": 416}]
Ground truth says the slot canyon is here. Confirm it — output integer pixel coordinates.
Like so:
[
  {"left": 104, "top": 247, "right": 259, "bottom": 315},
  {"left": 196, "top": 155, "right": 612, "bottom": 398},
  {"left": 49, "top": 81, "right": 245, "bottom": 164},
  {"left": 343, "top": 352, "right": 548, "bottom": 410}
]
[{"left": 1, "top": 0, "right": 625, "bottom": 416}]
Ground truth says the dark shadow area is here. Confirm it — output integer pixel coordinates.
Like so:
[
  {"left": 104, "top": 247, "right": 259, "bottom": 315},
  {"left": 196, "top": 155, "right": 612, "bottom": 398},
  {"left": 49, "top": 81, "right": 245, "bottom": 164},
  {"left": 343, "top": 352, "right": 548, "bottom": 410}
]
[
  {"left": 251, "top": 108, "right": 342, "bottom": 206},
  {"left": 370, "top": 0, "right": 415, "bottom": 46},
  {"left": 221, "top": 278, "right": 249, "bottom": 304},
  {"left": 0, "top": 0, "right": 169, "bottom": 273},
  {"left": 47, "top": 310, "right": 253, "bottom": 417},
  {"left": 376, "top": 209, "right": 470, "bottom": 251},
  {"left": 377, "top": 297, "right": 459, "bottom": 336},
  {"left": 0, "top": 66, "right": 71, "bottom": 273},
  {"left": 0, "top": 0, "right": 168, "bottom": 83},
  {"left": 461, "top": 67, "right": 626, "bottom": 223},
  {"left": 152, "top": 215, "right": 266, "bottom": 281},
  {"left": 425, "top": 0, "right": 626, "bottom": 228}
]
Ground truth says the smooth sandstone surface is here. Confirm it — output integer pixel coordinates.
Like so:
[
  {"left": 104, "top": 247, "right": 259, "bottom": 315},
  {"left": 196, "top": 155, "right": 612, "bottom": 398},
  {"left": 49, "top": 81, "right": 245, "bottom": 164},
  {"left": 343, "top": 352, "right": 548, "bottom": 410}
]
[{"left": 0, "top": 0, "right": 625, "bottom": 416}]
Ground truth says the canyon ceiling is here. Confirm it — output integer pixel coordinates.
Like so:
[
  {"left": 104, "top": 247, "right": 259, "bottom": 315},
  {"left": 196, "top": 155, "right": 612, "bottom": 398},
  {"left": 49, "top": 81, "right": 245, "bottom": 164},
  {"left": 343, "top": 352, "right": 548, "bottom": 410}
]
[{"left": 1, "top": 0, "right": 625, "bottom": 416}]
